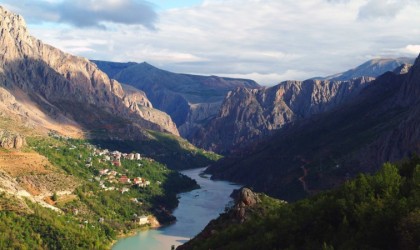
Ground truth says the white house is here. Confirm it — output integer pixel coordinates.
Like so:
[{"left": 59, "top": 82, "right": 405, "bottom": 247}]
[
  {"left": 138, "top": 216, "right": 148, "bottom": 225},
  {"left": 135, "top": 153, "right": 141, "bottom": 160}
]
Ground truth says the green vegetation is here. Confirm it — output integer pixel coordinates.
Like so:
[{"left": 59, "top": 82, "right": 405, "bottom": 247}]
[
  {"left": 0, "top": 198, "right": 110, "bottom": 249},
  {"left": 0, "top": 135, "right": 199, "bottom": 249},
  {"left": 91, "top": 130, "right": 221, "bottom": 170},
  {"left": 184, "top": 157, "right": 420, "bottom": 250}
]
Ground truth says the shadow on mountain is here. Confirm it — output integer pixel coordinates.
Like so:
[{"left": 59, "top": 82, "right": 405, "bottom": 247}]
[
  {"left": 1, "top": 58, "right": 218, "bottom": 169},
  {"left": 207, "top": 56, "right": 420, "bottom": 201}
]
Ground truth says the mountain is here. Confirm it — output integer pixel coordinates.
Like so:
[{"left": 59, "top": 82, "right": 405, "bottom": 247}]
[
  {"left": 0, "top": 6, "right": 221, "bottom": 170},
  {"left": 92, "top": 60, "right": 260, "bottom": 138},
  {"left": 0, "top": 6, "right": 178, "bottom": 140},
  {"left": 192, "top": 77, "right": 374, "bottom": 153},
  {"left": 206, "top": 54, "right": 420, "bottom": 201},
  {"left": 314, "top": 57, "right": 414, "bottom": 81}
]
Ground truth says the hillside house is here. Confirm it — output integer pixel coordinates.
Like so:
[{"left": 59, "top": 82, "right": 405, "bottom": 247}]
[
  {"left": 135, "top": 153, "right": 141, "bottom": 160},
  {"left": 121, "top": 187, "right": 130, "bottom": 194},
  {"left": 112, "top": 151, "right": 121, "bottom": 160},
  {"left": 119, "top": 175, "right": 130, "bottom": 184},
  {"left": 99, "top": 169, "right": 109, "bottom": 176},
  {"left": 108, "top": 170, "right": 118, "bottom": 177},
  {"left": 127, "top": 153, "right": 135, "bottom": 160},
  {"left": 130, "top": 198, "right": 139, "bottom": 203},
  {"left": 133, "top": 177, "right": 142, "bottom": 185},
  {"left": 137, "top": 216, "right": 149, "bottom": 225}
]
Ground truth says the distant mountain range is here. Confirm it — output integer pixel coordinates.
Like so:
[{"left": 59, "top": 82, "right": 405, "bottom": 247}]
[
  {"left": 190, "top": 58, "right": 415, "bottom": 153},
  {"left": 93, "top": 58, "right": 415, "bottom": 154},
  {"left": 206, "top": 54, "right": 420, "bottom": 201},
  {"left": 312, "top": 57, "right": 414, "bottom": 81},
  {"left": 92, "top": 60, "right": 260, "bottom": 138}
]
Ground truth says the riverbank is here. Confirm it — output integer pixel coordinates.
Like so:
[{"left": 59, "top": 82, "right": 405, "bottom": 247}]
[
  {"left": 112, "top": 168, "right": 242, "bottom": 250},
  {"left": 110, "top": 180, "right": 200, "bottom": 249}
]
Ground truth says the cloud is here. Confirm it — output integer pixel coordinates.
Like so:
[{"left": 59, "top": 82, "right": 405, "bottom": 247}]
[
  {"left": 2, "top": 0, "right": 157, "bottom": 29},
  {"left": 357, "top": 0, "right": 412, "bottom": 20},
  {"left": 5, "top": 0, "right": 420, "bottom": 85},
  {"left": 404, "top": 45, "right": 420, "bottom": 55}
]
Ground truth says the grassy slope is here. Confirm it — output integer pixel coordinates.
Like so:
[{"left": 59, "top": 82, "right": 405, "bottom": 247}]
[{"left": 0, "top": 135, "right": 200, "bottom": 249}]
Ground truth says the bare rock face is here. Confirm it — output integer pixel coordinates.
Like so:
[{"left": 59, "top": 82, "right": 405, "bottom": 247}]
[
  {"left": 0, "top": 6, "right": 179, "bottom": 138},
  {"left": 393, "top": 64, "right": 412, "bottom": 75},
  {"left": 193, "top": 77, "right": 374, "bottom": 153},
  {"left": 121, "top": 84, "right": 178, "bottom": 135},
  {"left": 233, "top": 188, "right": 260, "bottom": 222},
  {"left": 0, "top": 130, "right": 26, "bottom": 149},
  {"left": 92, "top": 60, "right": 260, "bottom": 138}
]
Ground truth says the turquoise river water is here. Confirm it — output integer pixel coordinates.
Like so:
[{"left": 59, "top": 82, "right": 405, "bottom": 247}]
[{"left": 112, "top": 168, "right": 241, "bottom": 250}]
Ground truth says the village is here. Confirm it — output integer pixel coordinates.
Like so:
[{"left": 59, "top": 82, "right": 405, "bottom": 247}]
[{"left": 47, "top": 134, "right": 166, "bottom": 226}]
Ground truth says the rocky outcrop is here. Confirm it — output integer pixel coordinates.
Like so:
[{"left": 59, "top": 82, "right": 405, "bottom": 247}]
[
  {"left": 92, "top": 60, "right": 260, "bottom": 138},
  {"left": 232, "top": 188, "right": 260, "bottom": 223},
  {"left": 0, "top": 130, "right": 26, "bottom": 149},
  {"left": 193, "top": 77, "right": 374, "bottom": 153},
  {"left": 0, "top": 6, "right": 179, "bottom": 138}
]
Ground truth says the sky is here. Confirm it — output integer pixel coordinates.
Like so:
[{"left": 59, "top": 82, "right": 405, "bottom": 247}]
[{"left": 1, "top": 0, "right": 420, "bottom": 85}]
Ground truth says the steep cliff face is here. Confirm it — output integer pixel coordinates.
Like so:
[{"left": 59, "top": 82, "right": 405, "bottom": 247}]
[
  {"left": 0, "top": 6, "right": 178, "bottom": 138},
  {"left": 207, "top": 55, "right": 420, "bottom": 201},
  {"left": 193, "top": 77, "right": 374, "bottom": 153},
  {"left": 93, "top": 60, "right": 260, "bottom": 138},
  {"left": 121, "top": 84, "right": 178, "bottom": 135},
  {"left": 358, "top": 55, "right": 420, "bottom": 169}
]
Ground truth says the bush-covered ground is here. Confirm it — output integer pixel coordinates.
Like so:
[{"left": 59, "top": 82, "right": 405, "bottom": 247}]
[{"left": 182, "top": 157, "right": 420, "bottom": 250}]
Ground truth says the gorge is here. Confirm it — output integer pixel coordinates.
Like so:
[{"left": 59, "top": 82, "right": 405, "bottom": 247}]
[{"left": 0, "top": 4, "right": 419, "bottom": 250}]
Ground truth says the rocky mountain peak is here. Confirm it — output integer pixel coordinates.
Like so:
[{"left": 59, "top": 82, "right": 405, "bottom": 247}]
[
  {"left": 0, "top": 6, "right": 37, "bottom": 61},
  {"left": 0, "top": 6, "right": 179, "bottom": 138},
  {"left": 398, "top": 54, "right": 420, "bottom": 106},
  {"left": 192, "top": 77, "right": 374, "bottom": 153}
]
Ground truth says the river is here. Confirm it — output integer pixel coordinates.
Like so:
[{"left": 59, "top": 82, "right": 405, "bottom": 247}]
[{"left": 112, "top": 168, "right": 242, "bottom": 250}]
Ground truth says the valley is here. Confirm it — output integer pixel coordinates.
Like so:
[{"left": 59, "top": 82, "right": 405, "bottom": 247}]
[{"left": 0, "top": 3, "right": 419, "bottom": 250}]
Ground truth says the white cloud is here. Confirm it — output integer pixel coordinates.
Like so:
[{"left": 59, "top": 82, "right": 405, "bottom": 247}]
[
  {"left": 358, "top": 0, "right": 408, "bottom": 20},
  {"left": 4, "top": 0, "right": 420, "bottom": 85},
  {"left": 404, "top": 45, "right": 420, "bottom": 55}
]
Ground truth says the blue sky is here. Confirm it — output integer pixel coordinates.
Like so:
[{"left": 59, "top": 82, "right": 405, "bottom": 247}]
[
  {"left": 152, "top": 0, "right": 203, "bottom": 10},
  {"left": 2, "top": 0, "right": 420, "bottom": 85}
]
